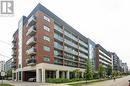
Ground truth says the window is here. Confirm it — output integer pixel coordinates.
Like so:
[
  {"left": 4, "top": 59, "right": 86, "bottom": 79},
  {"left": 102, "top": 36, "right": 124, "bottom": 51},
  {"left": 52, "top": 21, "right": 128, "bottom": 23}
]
[
  {"left": 44, "top": 26, "right": 50, "bottom": 32},
  {"left": 43, "top": 36, "right": 50, "bottom": 42},
  {"left": 43, "top": 56, "right": 50, "bottom": 62},
  {"left": 43, "top": 46, "right": 50, "bottom": 52},
  {"left": 44, "top": 16, "right": 50, "bottom": 22}
]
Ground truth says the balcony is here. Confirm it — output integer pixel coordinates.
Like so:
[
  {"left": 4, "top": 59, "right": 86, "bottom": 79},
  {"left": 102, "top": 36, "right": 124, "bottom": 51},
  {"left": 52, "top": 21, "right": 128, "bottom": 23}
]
[
  {"left": 79, "top": 53, "right": 88, "bottom": 58},
  {"left": 26, "top": 58, "right": 36, "bottom": 66},
  {"left": 64, "top": 48, "right": 78, "bottom": 55},
  {"left": 26, "top": 47, "right": 36, "bottom": 55},
  {"left": 26, "top": 36, "right": 36, "bottom": 46},
  {"left": 79, "top": 46, "right": 88, "bottom": 53},
  {"left": 26, "top": 26, "right": 36, "bottom": 36},
  {"left": 64, "top": 31, "right": 78, "bottom": 41},
  {"left": 54, "top": 25, "right": 63, "bottom": 33},
  {"left": 54, "top": 42, "right": 63, "bottom": 50},
  {"left": 12, "top": 39, "right": 16, "bottom": 43},
  {"left": 12, "top": 50, "right": 16, "bottom": 56},
  {"left": 54, "top": 34, "right": 63, "bottom": 42},
  {"left": 79, "top": 40, "right": 88, "bottom": 48},
  {"left": 28, "top": 15, "right": 36, "bottom": 26},
  {"left": 12, "top": 46, "right": 16, "bottom": 50},
  {"left": 11, "top": 63, "right": 16, "bottom": 68},
  {"left": 64, "top": 39, "right": 78, "bottom": 49}
]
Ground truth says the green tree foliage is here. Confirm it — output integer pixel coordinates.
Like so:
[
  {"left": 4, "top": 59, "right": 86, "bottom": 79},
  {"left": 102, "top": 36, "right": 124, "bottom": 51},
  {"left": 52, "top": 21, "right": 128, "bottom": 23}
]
[
  {"left": 73, "top": 69, "right": 81, "bottom": 78},
  {"left": 106, "top": 65, "right": 112, "bottom": 76},
  {"left": 85, "top": 58, "right": 93, "bottom": 81},
  {"left": 98, "top": 64, "right": 105, "bottom": 78}
]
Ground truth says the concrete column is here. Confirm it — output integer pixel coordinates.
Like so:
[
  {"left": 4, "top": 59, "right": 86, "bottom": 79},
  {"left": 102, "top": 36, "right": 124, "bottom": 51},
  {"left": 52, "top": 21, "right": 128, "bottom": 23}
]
[
  {"left": 42, "top": 68, "right": 45, "bottom": 83},
  {"left": 56, "top": 70, "right": 59, "bottom": 78},
  {"left": 67, "top": 71, "right": 69, "bottom": 79},
  {"left": 81, "top": 72, "right": 84, "bottom": 78},
  {"left": 62, "top": 71, "right": 65, "bottom": 78},
  {"left": 16, "top": 72, "right": 18, "bottom": 81},
  {"left": 36, "top": 69, "right": 40, "bottom": 82},
  {"left": 12, "top": 73, "right": 14, "bottom": 81}
]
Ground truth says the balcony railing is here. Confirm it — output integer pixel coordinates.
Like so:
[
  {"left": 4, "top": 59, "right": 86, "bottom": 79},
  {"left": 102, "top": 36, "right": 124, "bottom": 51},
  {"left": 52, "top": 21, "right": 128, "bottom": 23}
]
[
  {"left": 79, "top": 53, "right": 88, "bottom": 58},
  {"left": 64, "top": 39, "right": 78, "bottom": 48},
  {"left": 12, "top": 39, "right": 16, "bottom": 43},
  {"left": 26, "top": 47, "right": 36, "bottom": 55},
  {"left": 79, "top": 40, "right": 88, "bottom": 48},
  {"left": 12, "top": 46, "right": 16, "bottom": 50},
  {"left": 11, "top": 63, "right": 16, "bottom": 68},
  {"left": 64, "top": 48, "right": 78, "bottom": 55},
  {"left": 26, "top": 58, "right": 36, "bottom": 66},
  {"left": 54, "top": 42, "right": 63, "bottom": 50},
  {"left": 26, "top": 36, "right": 36, "bottom": 46},
  {"left": 54, "top": 25, "right": 63, "bottom": 33},
  {"left": 79, "top": 46, "right": 88, "bottom": 53},
  {"left": 26, "top": 26, "right": 36, "bottom": 36},
  {"left": 12, "top": 50, "right": 16, "bottom": 56},
  {"left": 54, "top": 34, "right": 63, "bottom": 42},
  {"left": 28, "top": 15, "right": 36, "bottom": 26}
]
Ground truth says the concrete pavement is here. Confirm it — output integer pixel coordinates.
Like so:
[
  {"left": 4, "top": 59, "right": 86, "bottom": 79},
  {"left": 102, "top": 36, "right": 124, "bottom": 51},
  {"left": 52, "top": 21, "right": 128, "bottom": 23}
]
[{"left": 83, "top": 75, "right": 130, "bottom": 86}]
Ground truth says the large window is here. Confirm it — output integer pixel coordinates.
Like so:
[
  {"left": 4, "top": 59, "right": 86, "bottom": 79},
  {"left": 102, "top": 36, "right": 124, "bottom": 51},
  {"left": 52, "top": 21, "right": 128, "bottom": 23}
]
[
  {"left": 43, "top": 36, "right": 50, "bottom": 42},
  {"left": 43, "top": 46, "right": 50, "bottom": 52},
  {"left": 44, "top": 25, "right": 50, "bottom": 32},
  {"left": 43, "top": 56, "right": 50, "bottom": 62},
  {"left": 44, "top": 16, "right": 50, "bottom": 22}
]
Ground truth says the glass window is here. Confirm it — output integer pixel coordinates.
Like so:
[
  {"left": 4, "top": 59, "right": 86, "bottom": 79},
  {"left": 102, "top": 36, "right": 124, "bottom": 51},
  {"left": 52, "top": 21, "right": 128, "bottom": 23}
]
[
  {"left": 43, "top": 46, "right": 50, "bottom": 52},
  {"left": 43, "top": 36, "right": 50, "bottom": 42},
  {"left": 43, "top": 56, "right": 50, "bottom": 62},
  {"left": 44, "top": 16, "right": 50, "bottom": 22},
  {"left": 44, "top": 26, "right": 50, "bottom": 32}
]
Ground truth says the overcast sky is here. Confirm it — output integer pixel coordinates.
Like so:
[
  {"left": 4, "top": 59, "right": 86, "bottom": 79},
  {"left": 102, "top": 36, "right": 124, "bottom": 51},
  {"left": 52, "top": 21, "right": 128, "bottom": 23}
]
[{"left": 0, "top": 0, "right": 130, "bottom": 69}]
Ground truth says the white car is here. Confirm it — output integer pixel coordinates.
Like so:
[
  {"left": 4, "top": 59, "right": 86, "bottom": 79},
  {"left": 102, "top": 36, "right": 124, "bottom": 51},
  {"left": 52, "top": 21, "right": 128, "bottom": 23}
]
[{"left": 28, "top": 77, "right": 36, "bottom": 82}]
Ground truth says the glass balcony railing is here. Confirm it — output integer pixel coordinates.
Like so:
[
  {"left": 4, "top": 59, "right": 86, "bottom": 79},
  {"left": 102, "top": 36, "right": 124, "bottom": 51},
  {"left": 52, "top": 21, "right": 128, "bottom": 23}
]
[
  {"left": 54, "top": 25, "right": 63, "bottom": 33},
  {"left": 64, "top": 39, "right": 78, "bottom": 48},
  {"left": 79, "top": 46, "right": 88, "bottom": 53},
  {"left": 79, "top": 40, "right": 88, "bottom": 48},
  {"left": 54, "top": 34, "right": 63, "bottom": 42},
  {"left": 79, "top": 53, "right": 88, "bottom": 58},
  {"left": 26, "top": 47, "right": 36, "bottom": 55},
  {"left": 26, "top": 36, "right": 36, "bottom": 46},
  {"left": 28, "top": 15, "right": 36, "bottom": 26},
  {"left": 64, "top": 47, "right": 78, "bottom": 55},
  {"left": 11, "top": 63, "right": 16, "bottom": 68},
  {"left": 26, "top": 26, "right": 36, "bottom": 36},
  {"left": 26, "top": 58, "right": 36, "bottom": 66},
  {"left": 64, "top": 31, "right": 78, "bottom": 42},
  {"left": 54, "top": 42, "right": 63, "bottom": 50}
]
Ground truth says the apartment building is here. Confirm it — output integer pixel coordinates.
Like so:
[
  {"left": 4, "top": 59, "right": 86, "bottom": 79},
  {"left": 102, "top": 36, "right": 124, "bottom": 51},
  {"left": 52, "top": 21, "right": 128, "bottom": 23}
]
[
  {"left": 5, "top": 58, "right": 13, "bottom": 72},
  {"left": 0, "top": 61, "right": 5, "bottom": 72},
  {"left": 11, "top": 3, "right": 94, "bottom": 82},
  {"left": 95, "top": 44, "right": 112, "bottom": 70},
  {"left": 122, "top": 63, "right": 128, "bottom": 73},
  {"left": 111, "top": 53, "right": 120, "bottom": 71}
]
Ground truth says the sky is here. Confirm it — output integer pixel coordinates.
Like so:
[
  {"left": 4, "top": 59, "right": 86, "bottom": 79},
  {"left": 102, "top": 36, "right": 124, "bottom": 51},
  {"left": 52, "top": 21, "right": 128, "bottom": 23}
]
[{"left": 0, "top": 0, "right": 130, "bottom": 69}]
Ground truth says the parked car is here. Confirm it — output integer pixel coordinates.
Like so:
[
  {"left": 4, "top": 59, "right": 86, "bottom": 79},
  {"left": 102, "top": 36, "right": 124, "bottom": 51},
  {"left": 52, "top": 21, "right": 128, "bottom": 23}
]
[{"left": 28, "top": 77, "right": 36, "bottom": 82}]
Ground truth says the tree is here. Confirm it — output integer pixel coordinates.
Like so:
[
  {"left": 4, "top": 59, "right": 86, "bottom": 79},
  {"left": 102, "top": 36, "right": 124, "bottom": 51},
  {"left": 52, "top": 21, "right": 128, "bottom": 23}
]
[
  {"left": 85, "top": 58, "right": 93, "bottom": 82},
  {"left": 98, "top": 64, "right": 105, "bottom": 78},
  {"left": 73, "top": 69, "right": 80, "bottom": 78},
  {"left": 106, "top": 65, "right": 112, "bottom": 77}
]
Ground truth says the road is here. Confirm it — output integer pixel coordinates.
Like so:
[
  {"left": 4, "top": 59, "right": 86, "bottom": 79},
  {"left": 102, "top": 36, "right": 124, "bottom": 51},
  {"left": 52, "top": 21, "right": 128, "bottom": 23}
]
[{"left": 83, "top": 75, "right": 130, "bottom": 86}]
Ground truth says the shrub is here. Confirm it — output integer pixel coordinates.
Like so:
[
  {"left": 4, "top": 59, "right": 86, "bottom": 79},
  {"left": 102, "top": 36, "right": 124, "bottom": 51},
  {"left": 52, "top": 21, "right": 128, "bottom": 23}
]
[{"left": 46, "top": 78, "right": 84, "bottom": 83}]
